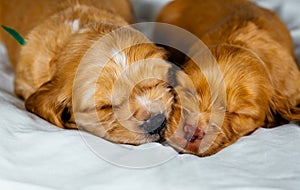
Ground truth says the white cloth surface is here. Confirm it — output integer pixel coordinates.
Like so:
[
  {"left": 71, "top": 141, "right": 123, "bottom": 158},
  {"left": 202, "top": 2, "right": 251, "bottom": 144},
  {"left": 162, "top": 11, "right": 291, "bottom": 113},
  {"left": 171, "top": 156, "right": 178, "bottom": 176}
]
[{"left": 1, "top": 0, "right": 300, "bottom": 189}]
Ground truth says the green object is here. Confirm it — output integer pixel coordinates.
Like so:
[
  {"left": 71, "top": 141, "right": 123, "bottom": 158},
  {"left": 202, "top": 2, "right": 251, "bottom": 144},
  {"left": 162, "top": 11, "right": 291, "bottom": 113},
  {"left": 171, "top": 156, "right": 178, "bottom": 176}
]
[{"left": 1, "top": 25, "right": 26, "bottom": 46}]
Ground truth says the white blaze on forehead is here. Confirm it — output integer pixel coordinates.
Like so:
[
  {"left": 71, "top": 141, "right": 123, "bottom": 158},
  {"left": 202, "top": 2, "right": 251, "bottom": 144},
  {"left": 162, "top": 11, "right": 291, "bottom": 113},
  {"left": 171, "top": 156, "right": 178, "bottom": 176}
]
[
  {"left": 136, "top": 95, "right": 166, "bottom": 114},
  {"left": 136, "top": 95, "right": 151, "bottom": 108},
  {"left": 112, "top": 49, "right": 128, "bottom": 69},
  {"left": 66, "top": 19, "right": 80, "bottom": 33}
]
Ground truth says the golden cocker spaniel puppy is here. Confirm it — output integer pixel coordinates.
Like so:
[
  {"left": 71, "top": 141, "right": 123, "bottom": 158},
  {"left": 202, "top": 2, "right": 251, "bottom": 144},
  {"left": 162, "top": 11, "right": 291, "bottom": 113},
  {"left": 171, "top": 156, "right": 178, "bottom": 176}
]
[
  {"left": 0, "top": 0, "right": 180, "bottom": 145},
  {"left": 156, "top": 0, "right": 300, "bottom": 156}
]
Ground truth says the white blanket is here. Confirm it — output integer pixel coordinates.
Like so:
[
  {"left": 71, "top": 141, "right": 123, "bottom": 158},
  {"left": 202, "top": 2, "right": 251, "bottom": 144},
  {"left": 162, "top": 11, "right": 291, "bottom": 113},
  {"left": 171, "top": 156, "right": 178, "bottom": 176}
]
[{"left": 1, "top": 0, "right": 300, "bottom": 189}]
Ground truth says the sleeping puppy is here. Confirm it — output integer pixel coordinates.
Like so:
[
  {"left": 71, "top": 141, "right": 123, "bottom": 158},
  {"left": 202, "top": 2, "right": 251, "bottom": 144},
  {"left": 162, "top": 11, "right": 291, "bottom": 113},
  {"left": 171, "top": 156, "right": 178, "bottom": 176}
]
[
  {"left": 0, "top": 0, "right": 179, "bottom": 145},
  {"left": 156, "top": 0, "right": 300, "bottom": 156}
]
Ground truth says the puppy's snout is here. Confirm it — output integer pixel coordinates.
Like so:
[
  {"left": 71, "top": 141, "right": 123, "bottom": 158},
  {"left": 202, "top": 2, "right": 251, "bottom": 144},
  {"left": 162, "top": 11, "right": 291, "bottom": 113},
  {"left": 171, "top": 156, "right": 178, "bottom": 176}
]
[
  {"left": 140, "top": 113, "right": 166, "bottom": 135},
  {"left": 184, "top": 124, "right": 205, "bottom": 142}
]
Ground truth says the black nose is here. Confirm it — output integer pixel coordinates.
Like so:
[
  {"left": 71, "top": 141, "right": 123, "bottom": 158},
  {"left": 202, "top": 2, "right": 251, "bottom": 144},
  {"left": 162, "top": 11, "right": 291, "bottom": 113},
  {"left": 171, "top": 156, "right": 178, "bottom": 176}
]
[{"left": 140, "top": 113, "right": 166, "bottom": 135}]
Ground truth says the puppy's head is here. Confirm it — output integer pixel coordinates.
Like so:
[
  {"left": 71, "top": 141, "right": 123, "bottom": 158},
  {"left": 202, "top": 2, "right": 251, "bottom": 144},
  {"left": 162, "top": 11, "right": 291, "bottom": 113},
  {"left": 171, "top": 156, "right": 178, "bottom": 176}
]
[
  {"left": 26, "top": 25, "right": 179, "bottom": 145},
  {"left": 164, "top": 45, "right": 274, "bottom": 156}
]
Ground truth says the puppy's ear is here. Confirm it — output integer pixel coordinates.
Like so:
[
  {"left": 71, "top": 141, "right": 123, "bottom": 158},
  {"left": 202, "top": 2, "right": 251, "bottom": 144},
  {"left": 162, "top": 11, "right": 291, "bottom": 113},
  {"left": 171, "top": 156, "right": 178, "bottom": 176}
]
[
  {"left": 267, "top": 91, "right": 300, "bottom": 127},
  {"left": 25, "top": 82, "right": 77, "bottom": 129}
]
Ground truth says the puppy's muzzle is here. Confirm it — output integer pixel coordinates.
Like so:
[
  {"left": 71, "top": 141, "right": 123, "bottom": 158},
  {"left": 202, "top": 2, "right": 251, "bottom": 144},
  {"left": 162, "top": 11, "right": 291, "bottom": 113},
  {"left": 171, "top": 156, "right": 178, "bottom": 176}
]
[{"left": 140, "top": 113, "right": 166, "bottom": 135}]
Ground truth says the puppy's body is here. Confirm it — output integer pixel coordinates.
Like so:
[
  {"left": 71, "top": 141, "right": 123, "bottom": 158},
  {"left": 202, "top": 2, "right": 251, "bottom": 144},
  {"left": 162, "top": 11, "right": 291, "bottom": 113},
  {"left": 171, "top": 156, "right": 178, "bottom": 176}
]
[
  {"left": 0, "top": 0, "right": 134, "bottom": 67},
  {"left": 1, "top": 0, "right": 133, "bottom": 99},
  {"left": 157, "top": 0, "right": 300, "bottom": 156},
  {"left": 1, "top": 0, "right": 178, "bottom": 145}
]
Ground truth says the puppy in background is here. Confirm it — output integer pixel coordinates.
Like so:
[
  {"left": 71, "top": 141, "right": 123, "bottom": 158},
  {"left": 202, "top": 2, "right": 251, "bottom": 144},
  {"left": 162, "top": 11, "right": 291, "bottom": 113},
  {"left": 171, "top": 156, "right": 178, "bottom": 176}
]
[
  {"left": 0, "top": 0, "right": 180, "bottom": 145},
  {"left": 156, "top": 0, "right": 300, "bottom": 156}
]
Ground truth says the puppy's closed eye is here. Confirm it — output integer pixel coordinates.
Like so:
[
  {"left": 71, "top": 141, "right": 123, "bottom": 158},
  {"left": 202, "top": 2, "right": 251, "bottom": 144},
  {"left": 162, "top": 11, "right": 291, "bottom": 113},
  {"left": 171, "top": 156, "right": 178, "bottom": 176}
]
[{"left": 96, "top": 104, "right": 113, "bottom": 111}]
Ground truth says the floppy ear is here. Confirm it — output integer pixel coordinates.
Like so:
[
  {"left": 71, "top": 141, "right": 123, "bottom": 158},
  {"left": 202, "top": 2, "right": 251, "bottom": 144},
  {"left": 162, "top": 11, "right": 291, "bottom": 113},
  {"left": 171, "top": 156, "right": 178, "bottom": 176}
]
[
  {"left": 266, "top": 91, "right": 300, "bottom": 127},
  {"left": 25, "top": 81, "right": 77, "bottom": 129}
]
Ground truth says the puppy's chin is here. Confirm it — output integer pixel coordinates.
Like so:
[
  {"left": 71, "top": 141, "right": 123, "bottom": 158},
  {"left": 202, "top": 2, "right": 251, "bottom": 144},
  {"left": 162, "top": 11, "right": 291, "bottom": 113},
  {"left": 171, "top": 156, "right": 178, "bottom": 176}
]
[
  {"left": 163, "top": 110, "right": 232, "bottom": 157},
  {"left": 164, "top": 104, "right": 242, "bottom": 157}
]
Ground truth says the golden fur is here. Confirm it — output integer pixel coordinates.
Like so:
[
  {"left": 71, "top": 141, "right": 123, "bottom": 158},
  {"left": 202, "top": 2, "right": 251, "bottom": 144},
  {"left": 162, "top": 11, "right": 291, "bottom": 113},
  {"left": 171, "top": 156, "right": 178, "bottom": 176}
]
[
  {"left": 157, "top": 0, "right": 300, "bottom": 156},
  {"left": 0, "top": 0, "right": 134, "bottom": 68},
  {"left": 1, "top": 0, "right": 178, "bottom": 145}
]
